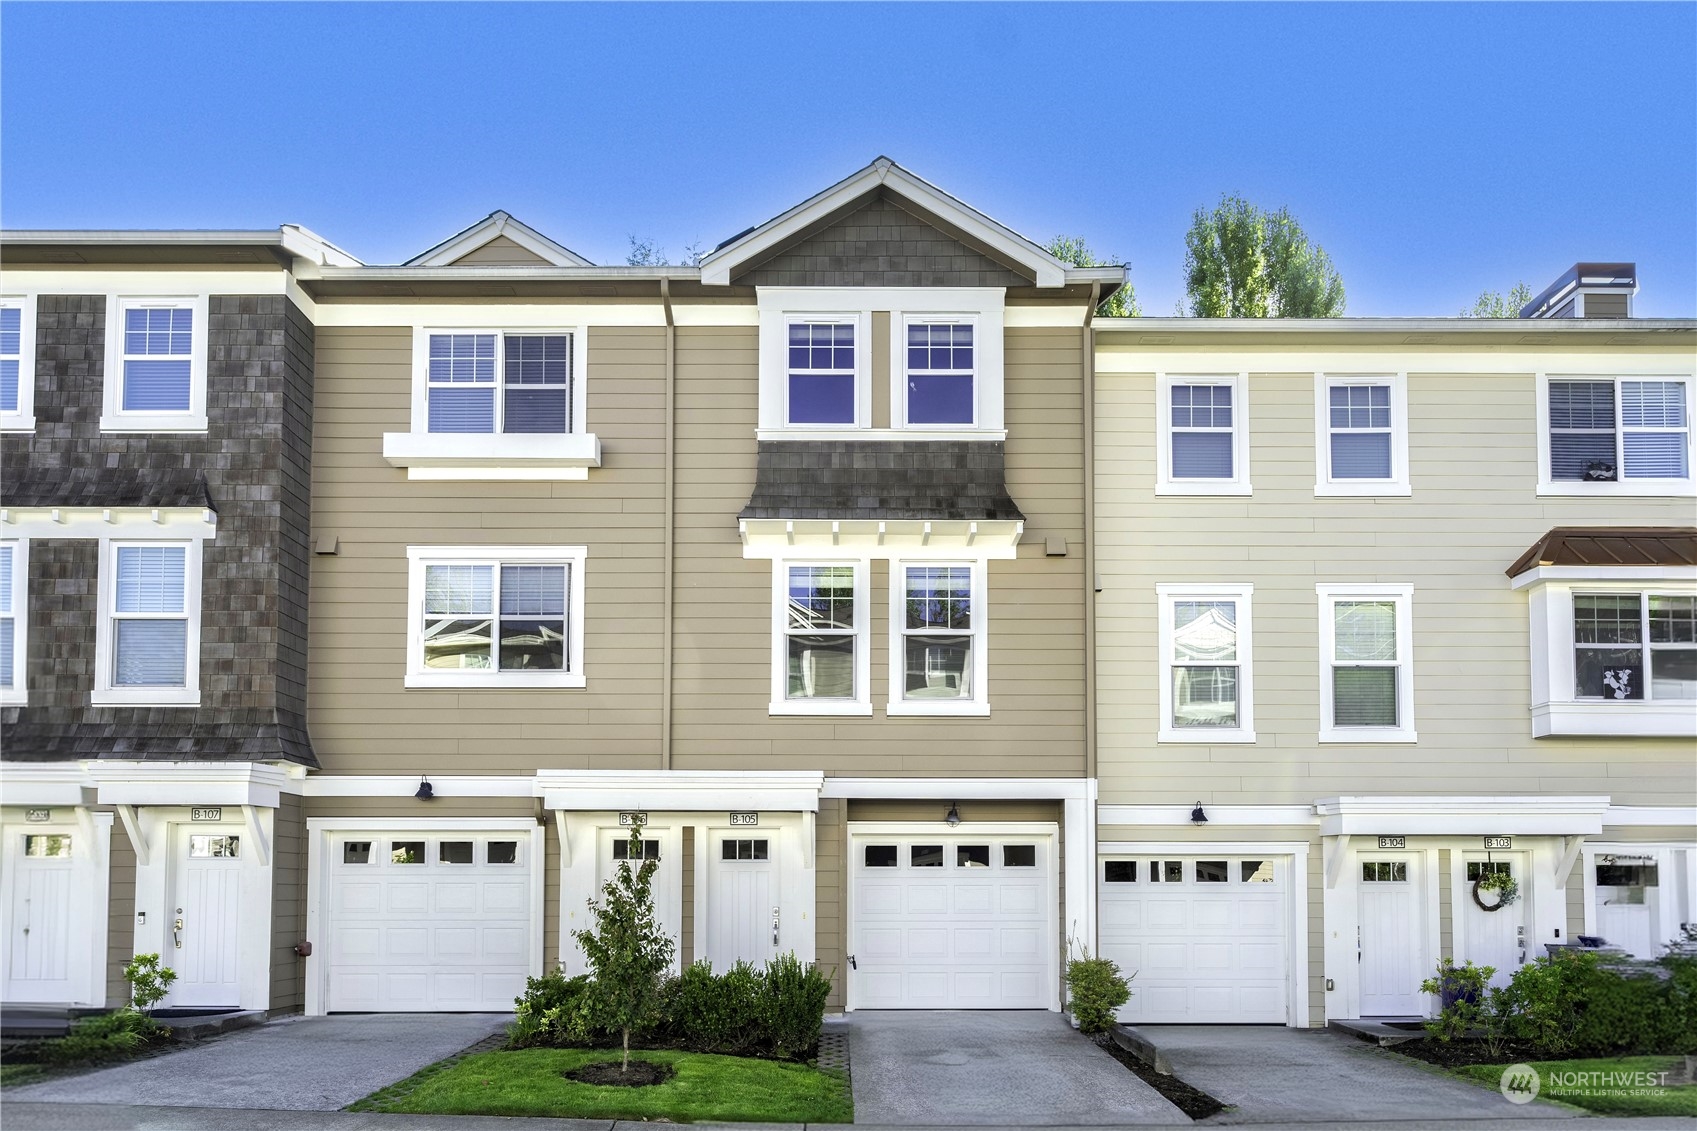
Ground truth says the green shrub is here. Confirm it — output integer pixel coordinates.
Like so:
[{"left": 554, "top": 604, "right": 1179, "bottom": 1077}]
[
  {"left": 1500, "top": 950, "right": 1593, "bottom": 1056},
  {"left": 122, "top": 954, "right": 177, "bottom": 1015},
  {"left": 38, "top": 1009, "right": 160, "bottom": 1065},
  {"left": 760, "top": 953, "right": 833, "bottom": 1060},
  {"left": 510, "top": 969, "right": 595, "bottom": 1048},
  {"left": 664, "top": 960, "right": 763, "bottom": 1055},
  {"left": 1066, "top": 950, "right": 1131, "bottom": 1035},
  {"left": 1566, "top": 962, "right": 1685, "bottom": 1057},
  {"left": 1419, "top": 958, "right": 1511, "bottom": 1057}
]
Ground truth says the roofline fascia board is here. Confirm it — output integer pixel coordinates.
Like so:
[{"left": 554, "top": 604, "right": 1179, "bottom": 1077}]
[
  {"left": 405, "top": 211, "right": 594, "bottom": 268},
  {"left": 313, "top": 265, "right": 703, "bottom": 283},
  {"left": 1091, "top": 317, "right": 1697, "bottom": 333},
  {"left": 699, "top": 158, "right": 1071, "bottom": 288},
  {"left": 1, "top": 226, "right": 365, "bottom": 267}
]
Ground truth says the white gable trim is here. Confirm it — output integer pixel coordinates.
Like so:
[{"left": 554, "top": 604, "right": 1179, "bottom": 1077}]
[
  {"left": 699, "top": 158, "right": 1068, "bottom": 288},
  {"left": 406, "top": 211, "right": 593, "bottom": 268}
]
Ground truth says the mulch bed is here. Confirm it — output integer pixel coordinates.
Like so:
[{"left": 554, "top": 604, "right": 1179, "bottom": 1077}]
[
  {"left": 1091, "top": 1034, "right": 1225, "bottom": 1121},
  {"left": 1386, "top": 1037, "right": 1543, "bottom": 1070},
  {"left": 564, "top": 1058, "right": 677, "bottom": 1087}
]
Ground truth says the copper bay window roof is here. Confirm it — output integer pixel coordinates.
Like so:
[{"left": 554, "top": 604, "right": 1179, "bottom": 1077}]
[{"left": 1506, "top": 527, "right": 1697, "bottom": 577}]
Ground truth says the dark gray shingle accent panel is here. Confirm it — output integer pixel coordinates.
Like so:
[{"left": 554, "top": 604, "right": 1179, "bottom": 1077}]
[
  {"left": 0, "top": 295, "right": 318, "bottom": 766},
  {"left": 734, "top": 195, "right": 1033, "bottom": 288},
  {"left": 739, "top": 440, "right": 1024, "bottom": 521}
]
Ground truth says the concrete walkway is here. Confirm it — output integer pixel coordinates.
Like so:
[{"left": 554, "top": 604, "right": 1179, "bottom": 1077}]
[
  {"left": 1133, "top": 1024, "right": 1581, "bottom": 1124},
  {"left": 846, "top": 1011, "right": 1186, "bottom": 1126},
  {"left": 4, "top": 1013, "right": 510, "bottom": 1111}
]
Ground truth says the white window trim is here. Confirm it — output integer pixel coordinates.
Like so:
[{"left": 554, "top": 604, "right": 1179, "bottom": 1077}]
[
  {"left": 895, "top": 313, "right": 996, "bottom": 431},
  {"left": 1521, "top": 577, "right": 1697, "bottom": 738},
  {"left": 1156, "top": 583, "right": 1255, "bottom": 743},
  {"left": 404, "top": 545, "right": 587, "bottom": 690},
  {"left": 1316, "top": 583, "right": 1416, "bottom": 743},
  {"left": 1535, "top": 373, "right": 1696, "bottom": 498},
  {"left": 756, "top": 287, "right": 1005, "bottom": 437},
  {"left": 887, "top": 559, "right": 990, "bottom": 717},
  {"left": 100, "top": 295, "right": 209, "bottom": 433},
  {"left": 92, "top": 539, "right": 202, "bottom": 707},
  {"left": 770, "top": 559, "right": 871, "bottom": 716},
  {"left": 1156, "top": 373, "right": 1251, "bottom": 495},
  {"left": 1314, "top": 373, "right": 1410, "bottom": 497},
  {"left": 0, "top": 294, "right": 37, "bottom": 432},
  {"left": 1, "top": 539, "right": 26, "bottom": 706}
]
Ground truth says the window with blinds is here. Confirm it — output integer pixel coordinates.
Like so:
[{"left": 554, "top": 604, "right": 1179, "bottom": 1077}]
[
  {"left": 112, "top": 545, "right": 189, "bottom": 686},
  {"left": 0, "top": 542, "right": 16, "bottom": 693},
  {"left": 120, "top": 306, "right": 194, "bottom": 412},
  {"left": 0, "top": 304, "right": 22, "bottom": 416},
  {"left": 1171, "top": 384, "right": 1235, "bottom": 479},
  {"left": 1548, "top": 377, "right": 1690, "bottom": 483},
  {"left": 1327, "top": 383, "right": 1393, "bottom": 479},
  {"left": 1318, "top": 584, "right": 1415, "bottom": 742},
  {"left": 426, "top": 332, "right": 573, "bottom": 434}
]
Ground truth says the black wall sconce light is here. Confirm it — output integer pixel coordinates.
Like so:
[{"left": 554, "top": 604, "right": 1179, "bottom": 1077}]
[
  {"left": 1190, "top": 802, "right": 1208, "bottom": 825},
  {"left": 415, "top": 775, "right": 435, "bottom": 801},
  {"left": 945, "top": 802, "right": 962, "bottom": 827}
]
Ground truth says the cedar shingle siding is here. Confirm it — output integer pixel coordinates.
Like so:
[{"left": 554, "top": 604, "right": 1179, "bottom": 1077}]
[
  {"left": 740, "top": 440, "right": 1025, "bottom": 521},
  {"left": 0, "top": 295, "right": 318, "bottom": 765}
]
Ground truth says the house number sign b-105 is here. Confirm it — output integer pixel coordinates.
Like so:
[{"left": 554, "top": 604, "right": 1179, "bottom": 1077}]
[
  {"left": 1377, "top": 836, "right": 1406, "bottom": 849},
  {"left": 729, "top": 812, "right": 759, "bottom": 826},
  {"left": 1484, "top": 836, "right": 1513, "bottom": 849},
  {"left": 191, "top": 808, "right": 223, "bottom": 822}
]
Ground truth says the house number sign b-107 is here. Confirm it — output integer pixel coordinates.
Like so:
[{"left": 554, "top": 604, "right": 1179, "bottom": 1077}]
[
  {"left": 1484, "top": 836, "right": 1513, "bottom": 849},
  {"left": 191, "top": 808, "right": 223, "bottom": 822}
]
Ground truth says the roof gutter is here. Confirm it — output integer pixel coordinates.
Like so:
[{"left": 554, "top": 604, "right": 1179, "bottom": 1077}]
[
  {"left": 312, "top": 265, "right": 702, "bottom": 282},
  {"left": 1090, "top": 317, "right": 1697, "bottom": 333}
]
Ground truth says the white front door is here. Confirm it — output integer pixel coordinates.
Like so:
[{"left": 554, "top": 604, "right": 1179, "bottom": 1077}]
[
  {"left": 170, "top": 827, "right": 244, "bottom": 1007},
  {"left": 1594, "top": 858, "right": 1659, "bottom": 959},
  {"left": 707, "top": 834, "right": 778, "bottom": 969},
  {"left": 1461, "top": 855, "right": 1526, "bottom": 988},
  {"left": 598, "top": 829, "right": 682, "bottom": 964},
  {"left": 4, "top": 831, "right": 78, "bottom": 1002},
  {"left": 1359, "top": 856, "right": 1422, "bottom": 1015}
]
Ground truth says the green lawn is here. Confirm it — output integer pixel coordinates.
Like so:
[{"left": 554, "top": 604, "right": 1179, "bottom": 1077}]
[
  {"left": 1457, "top": 1057, "right": 1696, "bottom": 1117},
  {"left": 349, "top": 1047, "right": 854, "bottom": 1123},
  {"left": 0, "top": 1063, "right": 51, "bottom": 1088}
]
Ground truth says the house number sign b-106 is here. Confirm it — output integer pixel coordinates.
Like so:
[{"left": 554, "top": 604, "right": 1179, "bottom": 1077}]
[
  {"left": 1377, "top": 836, "right": 1406, "bottom": 849},
  {"left": 1484, "top": 836, "right": 1513, "bottom": 849},
  {"left": 618, "top": 811, "right": 648, "bottom": 827},
  {"left": 191, "top": 808, "right": 223, "bottom": 822},
  {"left": 729, "top": 812, "right": 759, "bottom": 826}
]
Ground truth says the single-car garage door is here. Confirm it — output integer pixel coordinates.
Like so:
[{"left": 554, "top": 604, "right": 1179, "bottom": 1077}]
[
  {"left": 850, "top": 830, "right": 1056, "bottom": 1009},
  {"left": 326, "top": 831, "right": 535, "bottom": 1012},
  {"left": 1099, "top": 855, "right": 1290, "bottom": 1023}
]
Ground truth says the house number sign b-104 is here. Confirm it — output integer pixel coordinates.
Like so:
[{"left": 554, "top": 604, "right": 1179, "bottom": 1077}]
[
  {"left": 1377, "top": 836, "right": 1406, "bottom": 849},
  {"left": 729, "top": 812, "right": 759, "bottom": 826},
  {"left": 191, "top": 808, "right": 223, "bottom": 822},
  {"left": 1484, "top": 836, "right": 1513, "bottom": 849}
]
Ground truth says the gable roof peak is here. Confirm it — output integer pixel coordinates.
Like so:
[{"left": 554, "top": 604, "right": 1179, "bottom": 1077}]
[{"left": 405, "top": 210, "right": 593, "bottom": 268}]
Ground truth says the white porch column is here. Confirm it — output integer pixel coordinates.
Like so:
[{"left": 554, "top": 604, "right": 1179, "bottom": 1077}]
[{"left": 1063, "top": 785, "right": 1097, "bottom": 955}]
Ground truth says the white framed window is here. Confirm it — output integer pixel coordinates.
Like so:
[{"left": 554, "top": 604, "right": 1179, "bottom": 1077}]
[
  {"left": 1573, "top": 592, "right": 1696, "bottom": 703},
  {"left": 1316, "top": 584, "right": 1416, "bottom": 742},
  {"left": 1156, "top": 373, "right": 1250, "bottom": 495},
  {"left": 101, "top": 296, "right": 209, "bottom": 432},
  {"left": 888, "top": 560, "right": 989, "bottom": 716},
  {"left": 900, "top": 316, "right": 977, "bottom": 428},
  {"left": 1537, "top": 374, "right": 1694, "bottom": 497},
  {"left": 404, "top": 546, "right": 586, "bottom": 689},
  {"left": 1156, "top": 584, "right": 1254, "bottom": 742},
  {"left": 771, "top": 561, "right": 870, "bottom": 715},
  {"left": 418, "top": 330, "right": 581, "bottom": 435},
  {"left": 1314, "top": 374, "right": 1410, "bottom": 496},
  {"left": 93, "top": 540, "right": 201, "bottom": 706},
  {"left": 0, "top": 295, "right": 36, "bottom": 431},
  {"left": 0, "top": 540, "right": 25, "bottom": 705},
  {"left": 786, "top": 318, "right": 861, "bottom": 427}
]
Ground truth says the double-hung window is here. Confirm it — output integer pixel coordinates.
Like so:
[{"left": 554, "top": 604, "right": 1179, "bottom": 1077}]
[
  {"left": 1540, "top": 375, "right": 1693, "bottom": 495},
  {"left": 890, "top": 562, "right": 987, "bottom": 715},
  {"left": 1317, "top": 584, "right": 1415, "bottom": 742},
  {"left": 787, "top": 320, "right": 858, "bottom": 426},
  {"left": 427, "top": 332, "right": 573, "bottom": 434},
  {"left": 94, "top": 541, "right": 201, "bottom": 706},
  {"left": 1315, "top": 374, "right": 1409, "bottom": 495},
  {"left": 1157, "top": 584, "right": 1254, "bottom": 741},
  {"left": 405, "top": 546, "right": 586, "bottom": 688},
  {"left": 772, "top": 562, "right": 868, "bottom": 714},
  {"left": 0, "top": 296, "right": 35, "bottom": 430},
  {"left": 903, "top": 318, "right": 975, "bottom": 426},
  {"left": 102, "top": 297, "right": 208, "bottom": 432},
  {"left": 0, "top": 541, "right": 24, "bottom": 705},
  {"left": 1573, "top": 593, "right": 1696, "bottom": 702},
  {"left": 1157, "top": 374, "right": 1250, "bottom": 494}
]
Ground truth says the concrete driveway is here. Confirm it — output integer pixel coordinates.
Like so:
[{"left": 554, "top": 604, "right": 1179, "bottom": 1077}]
[
  {"left": 5, "top": 1013, "right": 509, "bottom": 1111},
  {"left": 846, "top": 1010, "right": 1185, "bottom": 1126},
  {"left": 1135, "top": 1024, "right": 1582, "bottom": 1124}
]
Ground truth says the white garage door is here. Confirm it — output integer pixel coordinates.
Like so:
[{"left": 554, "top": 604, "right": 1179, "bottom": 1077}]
[
  {"left": 850, "top": 832, "right": 1055, "bottom": 1009},
  {"left": 326, "top": 832, "right": 533, "bottom": 1012},
  {"left": 1099, "top": 855, "right": 1289, "bottom": 1023}
]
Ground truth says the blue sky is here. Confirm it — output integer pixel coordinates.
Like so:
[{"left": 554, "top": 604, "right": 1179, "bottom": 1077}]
[{"left": 4, "top": 2, "right": 1693, "bottom": 316}]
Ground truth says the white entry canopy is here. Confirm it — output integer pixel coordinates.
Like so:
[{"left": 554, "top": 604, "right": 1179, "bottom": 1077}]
[{"left": 1315, "top": 796, "right": 1610, "bottom": 837}]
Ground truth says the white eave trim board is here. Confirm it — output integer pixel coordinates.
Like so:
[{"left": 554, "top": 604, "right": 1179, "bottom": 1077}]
[
  {"left": 1098, "top": 804, "right": 1317, "bottom": 827},
  {"left": 821, "top": 777, "right": 1095, "bottom": 801},
  {"left": 535, "top": 769, "right": 826, "bottom": 813},
  {"left": 739, "top": 518, "right": 1023, "bottom": 559},
  {"left": 1604, "top": 805, "right": 1697, "bottom": 827},
  {"left": 1314, "top": 795, "right": 1611, "bottom": 837},
  {"left": 302, "top": 775, "right": 538, "bottom": 799}
]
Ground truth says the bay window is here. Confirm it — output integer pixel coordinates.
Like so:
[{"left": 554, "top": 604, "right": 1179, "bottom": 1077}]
[
  {"left": 1573, "top": 593, "right": 1696, "bottom": 702},
  {"left": 1317, "top": 584, "right": 1416, "bottom": 742}
]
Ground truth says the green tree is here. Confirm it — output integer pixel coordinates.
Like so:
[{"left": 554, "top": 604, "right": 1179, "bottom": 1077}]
[
  {"left": 1182, "top": 194, "right": 1345, "bottom": 318},
  {"left": 1044, "top": 236, "right": 1140, "bottom": 317},
  {"left": 1461, "top": 282, "right": 1533, "bottom": 318},
  {"left": 572, "top": 822, "right": 675, "bottom": 1072},
  {"left": 625, "top": 236, "right": 668, "bottom": 266}
]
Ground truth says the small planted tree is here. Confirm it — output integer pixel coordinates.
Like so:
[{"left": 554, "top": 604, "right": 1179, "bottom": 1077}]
[{"left": 573, "top": 822, "right": 676, "bottom": 1073}]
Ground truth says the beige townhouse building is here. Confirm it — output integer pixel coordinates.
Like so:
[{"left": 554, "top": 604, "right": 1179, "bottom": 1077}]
[{"left": 2, "top": 164, "right": 1691, "bottom": 1028}]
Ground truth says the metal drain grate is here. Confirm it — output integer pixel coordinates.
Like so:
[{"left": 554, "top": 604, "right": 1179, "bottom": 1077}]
[{"left": 815, "top": 1023, "right": 851, "bottom": 1076}]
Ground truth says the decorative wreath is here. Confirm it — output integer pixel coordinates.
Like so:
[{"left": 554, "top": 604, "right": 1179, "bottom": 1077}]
[{"left": 1471, "top": 871, "right": 1520, "bottom": 912}]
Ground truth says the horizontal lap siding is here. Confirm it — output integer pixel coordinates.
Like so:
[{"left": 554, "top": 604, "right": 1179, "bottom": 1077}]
[
  {"left": 309, "top": 326, "right": 667, "bottom": 775},
  {"left": 1093, "top": 363, "right": 1697, "bottom": 806}
]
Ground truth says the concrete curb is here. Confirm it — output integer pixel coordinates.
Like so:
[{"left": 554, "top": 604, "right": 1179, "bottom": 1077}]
[{"left": 1108, "top": 1024, "right": 1172, "bottom": 1075}]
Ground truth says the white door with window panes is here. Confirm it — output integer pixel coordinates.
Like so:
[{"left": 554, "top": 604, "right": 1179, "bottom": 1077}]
[
  {"left": 1594, "top": 856, "right": 1661, "bottom": 959},
  {"left": 708, "top": 834, "right": 779, "bottom": 968},
  {"left": 4, "top": 831, "right": 79, "bottom": 1002},
  {"left": 1460, "top": 855, "right": 1526, "bottom": 990},
  {"left": 1358, "top": 857, "right": 1423, "bottom": 1015},
  {"left": 598, "top": 828, "right": 683, "bottom": 967},
  {"left": 170, "top": 827, "right": 244, "bottom": 1007}
]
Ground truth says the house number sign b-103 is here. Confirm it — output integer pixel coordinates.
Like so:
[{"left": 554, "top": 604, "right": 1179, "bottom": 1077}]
[
  {"left": 1484, "top": 836, "right": 1513, "bottom": 849},
  {"left": 191, "top": 808, "right": 223, "bottom": 822},
  {"left": 1377, "top": 836, "right": 1406, "bottom": 849},
  {"left": 729, "top": 812, "right": 759, "bottom": 826}
]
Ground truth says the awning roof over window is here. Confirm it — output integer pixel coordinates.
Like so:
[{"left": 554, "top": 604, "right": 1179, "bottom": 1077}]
[{"left": 1506, "top": 527, "right": 1697, "bottom": 578}]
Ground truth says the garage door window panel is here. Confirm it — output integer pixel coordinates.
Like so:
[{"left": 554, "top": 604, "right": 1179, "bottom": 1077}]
[
  {"left": 391, "top": 841, "right": 425, "bottom": 864},
  {"left": 343, "top": 842, "right": 372, "bottom": 865},
  {"left": 487, "top": 841, "right": 518, "bottom": 865},
  {"left": 1003, "top": 845, "right": 1036, "bottom": 868},
  {"left": 439, "top": 841, "right": 474, "bottom": 865}
]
